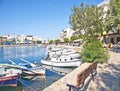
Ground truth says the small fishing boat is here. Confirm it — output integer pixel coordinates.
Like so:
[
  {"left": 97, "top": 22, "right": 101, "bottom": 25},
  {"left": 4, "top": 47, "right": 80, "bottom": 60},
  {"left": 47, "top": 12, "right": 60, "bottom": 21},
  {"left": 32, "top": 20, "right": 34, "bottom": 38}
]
[
  {"left": 22, "top": 75, "right": 46, "bottom": 81},
  {"left": 8, "top": 59, "right": 46, "bottom": 76},
  {"left": 0, "top": 67, "right": 20, "bottom": 87},
  {"left": 21, "top": 66, "right": 45, "bottom": 76}
]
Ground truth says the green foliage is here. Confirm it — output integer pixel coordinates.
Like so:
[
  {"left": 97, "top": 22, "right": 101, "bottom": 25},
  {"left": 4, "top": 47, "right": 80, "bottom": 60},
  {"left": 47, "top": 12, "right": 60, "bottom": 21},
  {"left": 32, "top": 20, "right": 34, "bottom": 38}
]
[
  {"left": 69, "top": 3, "right": 108, "bottom": 40},
  {"left": 49, "top": 40, "right": 53, "bottom": 44},
  {"left": 110, "top": 0, "right": 120, "bottom": 16},
  {"left": 107, "top": 0, "right": 120, "bottom": 33},
  {"left": 69, "top": 3, "right": 110, "bottom": 63},
  {"left": 63, "top": 38, "right": 69, "bottom": 43},
  {"left": 54, "top": 39, "right": 60, "bottom": 44},
  {"left": 81, "top": 38, "right": 109, "bottom": 63},
  {"left": 37, "top": 40, "right": 42, "bottom": 44},
  {"left": 70, "top": 35, "right": 78, "bottom": 42}
]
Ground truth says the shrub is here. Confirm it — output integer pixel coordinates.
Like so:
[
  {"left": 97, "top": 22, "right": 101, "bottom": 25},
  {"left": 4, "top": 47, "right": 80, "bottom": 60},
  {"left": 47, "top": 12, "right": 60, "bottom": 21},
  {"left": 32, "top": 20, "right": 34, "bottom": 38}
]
[{"left": 81, "top": 38, "right": 109, "bottom": 63}]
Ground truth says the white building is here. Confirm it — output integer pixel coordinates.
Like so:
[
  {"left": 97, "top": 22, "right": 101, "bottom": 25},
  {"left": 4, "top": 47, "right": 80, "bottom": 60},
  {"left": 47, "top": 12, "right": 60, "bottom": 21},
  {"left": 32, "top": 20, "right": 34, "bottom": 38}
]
[
  {"left": 97, "top": 0, "right": 110, "bottom": 19},
  {"left": 97, "top": 0, "right": 109, "bottom": 8},
  {"left": 60, "top": 27, "right": 75, "bottom": 39},
  {"left": 33, "top": 36, "right": 42, "bottom": 41},
  {"left": 41, "top": 38, "right": 49, "bottom": 43},
  {"left": 2, "top": 35, "right": 17, "bottom": 42},
  {"left": 97, "top": 0, "right": 120, "bottom": 44}
]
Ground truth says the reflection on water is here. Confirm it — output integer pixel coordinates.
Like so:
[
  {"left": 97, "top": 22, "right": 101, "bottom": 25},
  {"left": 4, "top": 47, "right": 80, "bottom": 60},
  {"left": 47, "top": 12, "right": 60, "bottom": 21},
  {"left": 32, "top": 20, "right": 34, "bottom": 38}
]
[
  {"left": 0, "top": 69, "right": 63, "bottom": 91},
  {"left": 0, "top": 83, "right": 24, "bottom": 91},
  {"left": 43, "top": 65, "right": 76, "bottom": 75},
  {"left": 0, "top": 46, "right": 46, "bottom": 63},
  {"left": 20, "top": 69, "right": 64, "bottom": 91},
  {"left": 0, "top": 67, "right": 74, "bottom": 91}
]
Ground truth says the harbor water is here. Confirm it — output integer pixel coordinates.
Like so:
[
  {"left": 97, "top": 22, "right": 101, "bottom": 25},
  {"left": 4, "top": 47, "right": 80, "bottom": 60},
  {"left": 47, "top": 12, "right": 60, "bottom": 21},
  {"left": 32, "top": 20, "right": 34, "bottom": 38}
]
[{"left": 0, "top": 45, "right": 75, "bottom": 91}]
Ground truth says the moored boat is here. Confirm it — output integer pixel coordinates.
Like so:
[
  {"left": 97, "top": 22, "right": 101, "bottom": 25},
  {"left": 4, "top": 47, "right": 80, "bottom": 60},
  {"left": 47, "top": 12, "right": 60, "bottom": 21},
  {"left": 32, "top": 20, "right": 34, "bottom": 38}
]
[
  {"left": 8, "top": 59, "right": 46, "bottom": 76},
  {"left": 0, "top": 67, "right": 20, "bottom": 87},
  {"left": 41, "top": 53, "right": 82, "bottom": 67},
  {"left": 22, "top": 66, "right": 45, "bottom": 76}
]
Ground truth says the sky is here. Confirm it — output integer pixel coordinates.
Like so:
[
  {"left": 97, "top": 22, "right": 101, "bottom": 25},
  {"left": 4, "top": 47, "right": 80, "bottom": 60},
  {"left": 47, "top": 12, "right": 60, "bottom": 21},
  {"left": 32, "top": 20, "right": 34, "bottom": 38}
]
[{"left": 0, "top": 0, "right": 104, "bottom": 39}]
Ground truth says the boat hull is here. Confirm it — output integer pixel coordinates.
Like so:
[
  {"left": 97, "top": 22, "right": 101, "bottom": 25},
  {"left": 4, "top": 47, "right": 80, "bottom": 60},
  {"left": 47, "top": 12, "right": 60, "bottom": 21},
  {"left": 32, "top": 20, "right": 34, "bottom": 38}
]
[
  {"left": 41, "top": 59, "right": 82, "bottom": 67},
  {"left": 0, "top": 74, "right": 19, "bottom": 87},
  {"left": 22, "top": 66, "right": 46, "bottom": 76},
  {"left": 23, "top": 70, "right": 45, "bottom": 76}
]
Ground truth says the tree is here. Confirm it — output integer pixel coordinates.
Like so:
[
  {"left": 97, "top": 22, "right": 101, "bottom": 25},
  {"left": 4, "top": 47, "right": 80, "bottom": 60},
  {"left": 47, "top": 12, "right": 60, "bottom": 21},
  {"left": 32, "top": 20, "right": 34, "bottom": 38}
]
[
  {"left": 0, "top": 37, "right": 2, "bottom": 45},
  {"left": 63, "top": 38, "right": 69, "bottom": 43},
  {"left": 109, "top": 0, "right": 120, "bottom": 33},
  {"left": 69, "top": 3, "right": 109, "bottom": 63},
  {"left": 54, "top": 39, "right": 60, "bottom": 45},
  {"left": 49, "top": 40, "right": 53, "bottom": 44},
  {"left": 70, "top": 35, "right": 78, "bottom": 42},
  {"left": 37, "top": 40, "right": 42, "bottom": 44},
  {"left": 69, "top": 3, "right": 107, "bottom": 41}
]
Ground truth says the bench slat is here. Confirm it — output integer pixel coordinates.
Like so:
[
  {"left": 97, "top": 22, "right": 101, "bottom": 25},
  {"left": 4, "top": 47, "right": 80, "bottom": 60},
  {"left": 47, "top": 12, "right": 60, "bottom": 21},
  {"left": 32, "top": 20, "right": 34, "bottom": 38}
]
[
  {"left": 76, "top": 71, "right": 85, "bottom": 88},
  {"left": 66, "top": 61, "right": 98, "bottom": 91}
]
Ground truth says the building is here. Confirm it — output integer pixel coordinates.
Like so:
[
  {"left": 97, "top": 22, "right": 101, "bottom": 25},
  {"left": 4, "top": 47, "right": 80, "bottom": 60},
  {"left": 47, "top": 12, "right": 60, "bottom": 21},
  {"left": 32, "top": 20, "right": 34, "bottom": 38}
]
[
  {"left": 97, "top": 0, "right": 109, "bottom": 10},
  {"left": 60, "top": 27, "right": 75, "bottom": 40},
  {"left": 102, "top": 31, "right": 120, "bottom": 44},
  {"left": 98, "top": 0, "right": 120, "bottom": 44},
  {"left": 0, "top": 35, "right": 44, "bottom": 45},
  {"left": 25, "top": 35, "right": 33, "bottom": 43},
  {"left": 33, "top": 36, "right": 42, "bottom": 41},
  {"left": 0, "top": 36, "right": 7, "bottom": 44}
]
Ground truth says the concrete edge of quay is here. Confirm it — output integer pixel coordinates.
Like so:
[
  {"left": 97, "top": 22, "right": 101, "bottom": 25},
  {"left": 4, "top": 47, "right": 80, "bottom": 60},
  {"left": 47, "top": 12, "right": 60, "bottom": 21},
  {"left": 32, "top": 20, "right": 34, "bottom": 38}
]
[
  {"left": 43, "top": 51, "right": 120, "bottom": 91},
  {"left": 43, "top": 62, "right": 91, "bottom": 91}
]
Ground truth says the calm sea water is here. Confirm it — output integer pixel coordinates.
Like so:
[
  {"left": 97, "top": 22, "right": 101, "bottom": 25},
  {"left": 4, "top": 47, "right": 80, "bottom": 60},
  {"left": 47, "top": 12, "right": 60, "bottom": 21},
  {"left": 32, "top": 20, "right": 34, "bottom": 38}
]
[{"left": 0, "top": 45, "right": 75, "bottom": 91}]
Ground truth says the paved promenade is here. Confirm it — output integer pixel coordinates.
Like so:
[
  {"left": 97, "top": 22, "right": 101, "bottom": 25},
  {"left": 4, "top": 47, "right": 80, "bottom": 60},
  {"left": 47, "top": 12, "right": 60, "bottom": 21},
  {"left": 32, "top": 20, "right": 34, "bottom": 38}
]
[
  {"left": 87, "top": 51, "right": 120, "bottom": 91},
  {"left": 43, "top": 51, "right": 120, "bottom": 91}
]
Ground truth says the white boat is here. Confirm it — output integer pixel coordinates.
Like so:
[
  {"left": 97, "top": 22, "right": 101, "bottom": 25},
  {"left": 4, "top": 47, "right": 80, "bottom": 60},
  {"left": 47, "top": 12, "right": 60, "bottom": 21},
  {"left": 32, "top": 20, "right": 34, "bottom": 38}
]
[
  {"left": 22, "top": 66, "right": 45, "bottom": 76},
  {"left": 46, "top": 47, "right": 80, "bottom": 59},
  {"left": 22, "top": 75, "right": 46, "bottom": 81},
  {"left": 46, "top": 46, "right": 63, "bottom": 58},
  {"left": 0, "top": 64, "right": 22, "bottom": 75},
  {"left": 41, "top": 54, "right": 82, "bottom": 67},
  {"left": 8, "top": 59, "right": 46, "bottom": 76}
]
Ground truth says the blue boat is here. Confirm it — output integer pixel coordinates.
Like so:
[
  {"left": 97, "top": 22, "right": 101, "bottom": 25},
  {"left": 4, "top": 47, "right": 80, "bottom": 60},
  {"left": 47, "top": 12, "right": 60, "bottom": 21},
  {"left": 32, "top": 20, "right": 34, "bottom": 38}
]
[
  {"left": 8, "top": 59, "right": 46, "bottom": 76},
  {"left": 0, "top": 67, "right": 20, "bottom": 87}
]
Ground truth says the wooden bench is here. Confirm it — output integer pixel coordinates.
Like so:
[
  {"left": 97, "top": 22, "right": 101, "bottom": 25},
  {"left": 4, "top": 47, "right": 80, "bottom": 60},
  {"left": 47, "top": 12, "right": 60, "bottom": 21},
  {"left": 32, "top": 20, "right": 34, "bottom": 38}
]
[{"left": 66, "top": 61, "right": 98, "bottom": 91}]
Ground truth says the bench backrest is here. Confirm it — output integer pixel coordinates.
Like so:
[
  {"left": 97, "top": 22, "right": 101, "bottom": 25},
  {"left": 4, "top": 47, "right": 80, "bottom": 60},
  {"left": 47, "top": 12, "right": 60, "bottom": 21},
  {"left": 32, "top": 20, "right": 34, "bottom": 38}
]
[
  {"left": 76, "top": 61, "right": 98, "bottom": 88},
  {"left": 90, "top": 61, "right": 98, "bottom": 72},
  {"left": 76, "top": 71, "right": 85, "bottom": 88}
]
